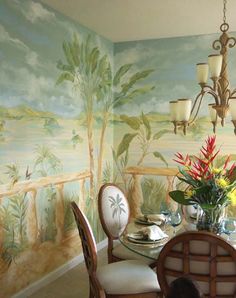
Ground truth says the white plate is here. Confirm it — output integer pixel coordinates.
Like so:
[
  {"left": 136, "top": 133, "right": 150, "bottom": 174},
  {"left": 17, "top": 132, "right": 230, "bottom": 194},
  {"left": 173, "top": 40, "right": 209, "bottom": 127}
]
[
  {"left": 127, "top": 232, "right": 144, "bottom": 240},
  {"left": 135, "top": 216, "right": 163, "bottom": 226},
  {"left": 126, "top": 236, "right": 168, "bottom": 247},
  {"left": 135, "top": 218, "right": 154, "bottom": 226},
  {"left": 127, "top": 234, "right": 168, "bottom": 244}
]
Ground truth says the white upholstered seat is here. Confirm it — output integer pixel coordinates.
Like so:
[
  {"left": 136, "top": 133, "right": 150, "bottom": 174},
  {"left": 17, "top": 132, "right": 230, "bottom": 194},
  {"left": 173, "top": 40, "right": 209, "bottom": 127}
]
[
  {"left": 71, "top": 201, "right": 161, "bottom": 298},
  {"left": 97, "top": 260, "right": 160, "bottom": 295}
]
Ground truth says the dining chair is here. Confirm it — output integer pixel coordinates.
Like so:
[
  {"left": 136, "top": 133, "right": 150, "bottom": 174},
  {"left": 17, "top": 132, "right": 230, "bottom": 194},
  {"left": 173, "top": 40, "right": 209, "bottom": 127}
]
[
  {"left": 98, "top": 183, "right": 156, "bottom": 267},
  {"left": 71, "top": 201, "right": 162, "bottom": 298},
  {"left": 156, "top": 231, "right": 236, "bottom": 298}
]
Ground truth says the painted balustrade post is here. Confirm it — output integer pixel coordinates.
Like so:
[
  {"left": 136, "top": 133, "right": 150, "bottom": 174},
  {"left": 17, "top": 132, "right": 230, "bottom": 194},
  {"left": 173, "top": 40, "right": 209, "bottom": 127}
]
[
  {"left": 129, "top": 174, "right": 143, "bottom": 218},
  {"left": 79, "top": 178, "right": 85, "bottom": 213},
  {"left": 26, "top": 189, "right": 38, "bottom": 247},
  {"left": 0, "top": 215, "right": 3, "bottom": 250},
  {"left": 55, "top": 184, "right": 64, "bottom": 244}
]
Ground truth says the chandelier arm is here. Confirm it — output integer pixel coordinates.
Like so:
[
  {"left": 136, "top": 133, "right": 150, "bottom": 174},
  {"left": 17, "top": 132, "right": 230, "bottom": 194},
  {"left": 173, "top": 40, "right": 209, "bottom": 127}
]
[
  {"left": 189, "top": 89, "right": 220, "bottom": 125},
  {"left": 188, "top": 92, "right": 205, "bottom": 125},
  {"left": 230, "top": 89, "right": 236, "bottom": 97},
  {"left": 201, "top": 86, "right": 220, "bottom": 105}
]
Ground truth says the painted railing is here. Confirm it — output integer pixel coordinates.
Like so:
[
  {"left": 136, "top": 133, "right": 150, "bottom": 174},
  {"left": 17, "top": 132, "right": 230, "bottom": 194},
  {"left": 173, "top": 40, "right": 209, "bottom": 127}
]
[
  {"left": 124, "top": 166, "right": 179, "bottom": 218},
  {"left": 0, "top": 170, "right": 91, "bottom": 247}
]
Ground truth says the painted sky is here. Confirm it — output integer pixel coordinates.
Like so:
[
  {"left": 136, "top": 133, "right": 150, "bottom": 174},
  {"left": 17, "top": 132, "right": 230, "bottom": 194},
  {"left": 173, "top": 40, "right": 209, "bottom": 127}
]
[
  {"left": 0, "top": 0, "right": 113, "bottom": 117},
  {"left": 114, "top": 31, "right": 236, "bottom": 116}
]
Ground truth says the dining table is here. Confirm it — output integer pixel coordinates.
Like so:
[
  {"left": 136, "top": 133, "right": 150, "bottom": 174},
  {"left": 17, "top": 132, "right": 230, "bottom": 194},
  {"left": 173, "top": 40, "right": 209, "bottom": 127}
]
[{"left": 119, "top": 219, "right": 236, "bottom": 261}]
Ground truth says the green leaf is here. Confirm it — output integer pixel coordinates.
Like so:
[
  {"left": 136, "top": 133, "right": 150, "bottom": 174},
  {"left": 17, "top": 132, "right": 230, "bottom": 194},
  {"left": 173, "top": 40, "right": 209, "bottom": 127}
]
[
  {"left": 113, "top": 64, "right": 132, "bottom": 86},
  {"left": 89, "top": 47, "right": 100, "bottom": 74},
  {"left": 117, "top": 133, "right": 138, "bottom": 157},
  {"left": 56, "top": 72, "right": 74, "bottom": 85},
  {"left": 56, "top": 60, "right": 74, "bottom": 72},
  {"left": 97, "top": 55, "right": 109, "bottom": 77},
  {"left": 124, "top": 148, "right": 129, "bottom": 166},
  {"left": 141, "top": 112, "right": 151, "bottom": 140},
  {"left": 113, "top": 96, "right": 132, "bottom": 108},
  {"left": 85, "top": 35, "right": 92, "bottom": 64},
  {"left": 112, "top": 147, "right": 117, "bottom": 163},
  {"left": 112, "top": 86, "right": 155, "bottom": 109},
  {"left": 121, "top": 69, "right": 154, "bottom": 94},
  {"left": 120, "top": 115, "right": 141, "bottom": 130},
  {"left": 153, "top": 151, "right": 168, "bottom": 167},
  {"left": 169, "top": 190, "right": 193, "bottom": 205},
  {"left": 126, "top": 86, "right": 155, "bottom": 99},
  {"left": 153, "top": 129, "right": 171, "bottom": 140},
  {"left": 62, "top": 41, "right": 74, "bottom": 67}
]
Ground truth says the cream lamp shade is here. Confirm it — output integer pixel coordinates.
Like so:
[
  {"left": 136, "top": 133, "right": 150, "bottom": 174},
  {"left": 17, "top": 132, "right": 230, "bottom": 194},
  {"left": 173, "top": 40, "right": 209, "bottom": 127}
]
[
  {"left": 208, "top": 54, "right": 222, "bottom": 78},
  {"left": 169, "top": 101, "right": 178, "bottom": 121},
  {"left": 177, "top": 99, "right": 192, "bottom": 122}
]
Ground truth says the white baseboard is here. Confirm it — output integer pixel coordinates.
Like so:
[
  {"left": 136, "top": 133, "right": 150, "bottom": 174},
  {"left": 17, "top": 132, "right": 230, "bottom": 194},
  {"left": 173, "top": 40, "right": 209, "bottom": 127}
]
[{"left": 13, "top": 238, "right": 108, "bottom": 298}]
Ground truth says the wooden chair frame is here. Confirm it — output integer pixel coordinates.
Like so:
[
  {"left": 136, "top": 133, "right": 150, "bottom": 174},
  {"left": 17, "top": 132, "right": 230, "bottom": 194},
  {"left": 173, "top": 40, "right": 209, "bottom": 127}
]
[
  {"left": 72, "top": 201, "right": 160, "bottom": 298},
  {"left": 98, "top": 183, "right": 131, "bottom": 263},
  {"left": 156, "top": 231, "right": 236, "bottom": 298}
]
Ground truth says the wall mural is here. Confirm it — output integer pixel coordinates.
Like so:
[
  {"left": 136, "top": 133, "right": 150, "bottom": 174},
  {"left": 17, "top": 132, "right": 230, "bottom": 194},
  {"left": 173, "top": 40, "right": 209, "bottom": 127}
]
[
  {"left": 0, "top": 0, "right": 236, "bottom": 296},
  {"left": 0, "top": 1, "right": 114, "bottom": 296},
  {"left": 113, "top": 34, "right": 236, "bottom": 216}
]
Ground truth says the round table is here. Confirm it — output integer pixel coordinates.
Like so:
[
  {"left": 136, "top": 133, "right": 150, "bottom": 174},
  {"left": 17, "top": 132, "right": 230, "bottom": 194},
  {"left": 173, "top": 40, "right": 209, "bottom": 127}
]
[{"left": 119, "top": 222, "right": 236, "bottom": 260}]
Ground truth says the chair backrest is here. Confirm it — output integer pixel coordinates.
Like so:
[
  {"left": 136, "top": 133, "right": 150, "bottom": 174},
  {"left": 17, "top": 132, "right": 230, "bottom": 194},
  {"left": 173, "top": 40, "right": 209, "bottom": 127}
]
[
  {"left": 71, "top": 201, "right": 97, "bottom": 274},
  {"left": 98, "top": 183, "right": 130, "bottom": 239},
  {"left": 71, "top": 202, "right": 106, "bottom": 298},
  {"left": 157, "top": 231, "right": 236, "bottom": 298}
]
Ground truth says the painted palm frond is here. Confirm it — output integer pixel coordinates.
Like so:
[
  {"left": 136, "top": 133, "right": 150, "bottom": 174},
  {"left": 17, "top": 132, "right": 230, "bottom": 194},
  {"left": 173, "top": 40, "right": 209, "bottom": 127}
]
[
  {"left": 109, "top": 194, "right": 126, "bottom": 217},
  {"left": 34, "top": 144, "right": 62, "bottom": 177},
  {"left": 56, "top": 33, "right": 111, "bottom": 197},
  {"left": 4, "top": 164, "right": 21, "bottom": 186}
]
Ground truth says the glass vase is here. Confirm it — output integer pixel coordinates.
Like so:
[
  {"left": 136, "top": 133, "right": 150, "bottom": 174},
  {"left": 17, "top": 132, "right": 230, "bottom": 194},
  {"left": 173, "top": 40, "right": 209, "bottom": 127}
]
[{"left": 196, "top": 205, "right": 225, "bottom": 234}]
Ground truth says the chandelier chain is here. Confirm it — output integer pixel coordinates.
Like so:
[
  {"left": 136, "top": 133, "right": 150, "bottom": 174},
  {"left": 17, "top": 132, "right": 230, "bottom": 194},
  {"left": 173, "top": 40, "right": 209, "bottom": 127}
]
[{"left": 223, "top": 0, "right": 227, "bottom": 23}]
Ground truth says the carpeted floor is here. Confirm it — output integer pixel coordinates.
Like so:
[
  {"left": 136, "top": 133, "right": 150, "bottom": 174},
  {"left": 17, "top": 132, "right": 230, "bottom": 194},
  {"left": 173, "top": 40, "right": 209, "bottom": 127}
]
[{"left": 30, "top": 247, "right": 108, "bottom": 298}]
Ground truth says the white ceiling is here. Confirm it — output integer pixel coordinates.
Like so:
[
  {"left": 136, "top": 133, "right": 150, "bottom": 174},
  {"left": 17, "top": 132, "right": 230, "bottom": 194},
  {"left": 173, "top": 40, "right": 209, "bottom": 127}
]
[{"left": 41, "top": 0, "right": 236, "bottom": 42}]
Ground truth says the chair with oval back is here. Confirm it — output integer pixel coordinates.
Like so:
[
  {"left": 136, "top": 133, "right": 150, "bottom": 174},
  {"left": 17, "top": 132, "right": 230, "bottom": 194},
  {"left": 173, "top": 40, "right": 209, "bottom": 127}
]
[
  {"left": 71, "top": 201, "right": 162, "bottom": 298},
  {"left": 156, "top": 231, "right": 236, "bottom": 298},
  {"left": 98, "top": 183, "right": 155, "bottom": 267}
]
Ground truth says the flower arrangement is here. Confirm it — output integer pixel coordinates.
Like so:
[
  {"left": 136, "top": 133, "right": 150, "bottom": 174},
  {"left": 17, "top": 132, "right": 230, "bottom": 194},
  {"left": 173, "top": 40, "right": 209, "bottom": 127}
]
[{"left": 169, "top": 135, "right": 236, "bottom": 231}]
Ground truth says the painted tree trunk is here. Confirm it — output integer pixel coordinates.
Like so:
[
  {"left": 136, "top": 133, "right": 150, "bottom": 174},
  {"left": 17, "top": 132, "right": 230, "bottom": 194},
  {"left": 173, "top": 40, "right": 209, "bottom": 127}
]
[
  {"left": 79, "top": 178, "right": 85, "bottom": 212},
  {"left": 87, "top": 110, "right": 95, "bottom": 199},
  {"left": 97, "top": 111, "right": 109, "bottom": 189},
  {"left": 129, "top": 174, "right": 143, "bottom": 218},
  {"left": 0, "top": 219, "right": 3, "bottom": 250},
  {"left": 26, "top": 189, "right": 38, "bottom": 247},
  {"left": 55, "top": 184, "right": 64, "bottom": 244}
]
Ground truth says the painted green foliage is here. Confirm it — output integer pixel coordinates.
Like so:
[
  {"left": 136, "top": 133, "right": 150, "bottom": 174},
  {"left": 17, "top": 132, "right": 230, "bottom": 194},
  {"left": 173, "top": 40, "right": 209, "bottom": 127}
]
[
  {"left": 109, "top": 193, "right": 126, "bottom": 229},
  {"left": 56, "top": 33, "right": 156, "bottom": 193},
  {"left": 112, "top": 112, "right": 171, "bottom": 189},
  {"left": 0, "top": 146, "right": 77, "bottom": 267}
]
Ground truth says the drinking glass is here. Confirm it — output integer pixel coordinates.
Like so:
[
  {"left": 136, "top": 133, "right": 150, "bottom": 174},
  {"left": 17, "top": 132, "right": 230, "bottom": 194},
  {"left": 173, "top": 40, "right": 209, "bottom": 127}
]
[
  {"left": 160, "top": 202, "right": 171, "bottom": 229},
  {"left": 170, "top": 211, "right": 182, "bottom": 235},
  {"left": 221, "top": 217, "right": 236, "bottom": 241}
]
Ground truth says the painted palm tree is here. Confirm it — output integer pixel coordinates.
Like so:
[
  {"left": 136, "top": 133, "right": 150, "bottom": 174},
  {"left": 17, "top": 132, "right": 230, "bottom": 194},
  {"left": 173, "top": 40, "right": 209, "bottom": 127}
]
[
  {"left": 34, "top": 144, "right": 62, "bottom": 177},
  {"left": 117, "top": 112, "right": 170, "bottom": 167},
  {"left": 5, "top": 164, "right": 21, "bottom": 187},
  {"left": 112, "top": 112, "right": 171, "bottom": 189},
  {"left": 56, "top": 34, "right": 108, "bottom": 198},
  {"left": 109, "top": 193, "right": 126, "bottom": 230},
  {"left": 96, "top": 61, "right": 155, "bottom": 188}
]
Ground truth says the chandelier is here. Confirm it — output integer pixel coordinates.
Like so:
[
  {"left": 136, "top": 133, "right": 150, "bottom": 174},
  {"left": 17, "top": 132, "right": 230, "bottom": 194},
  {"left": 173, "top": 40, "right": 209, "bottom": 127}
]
[{"left": 169, "top": 0, "right": 236, "bottom": 135}]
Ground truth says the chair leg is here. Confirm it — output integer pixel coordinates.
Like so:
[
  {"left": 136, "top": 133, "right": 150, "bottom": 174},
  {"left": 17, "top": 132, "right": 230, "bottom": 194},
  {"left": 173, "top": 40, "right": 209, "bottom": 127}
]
[{"left": 89, "top": 285, "right": 94, "bottom": 298}]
